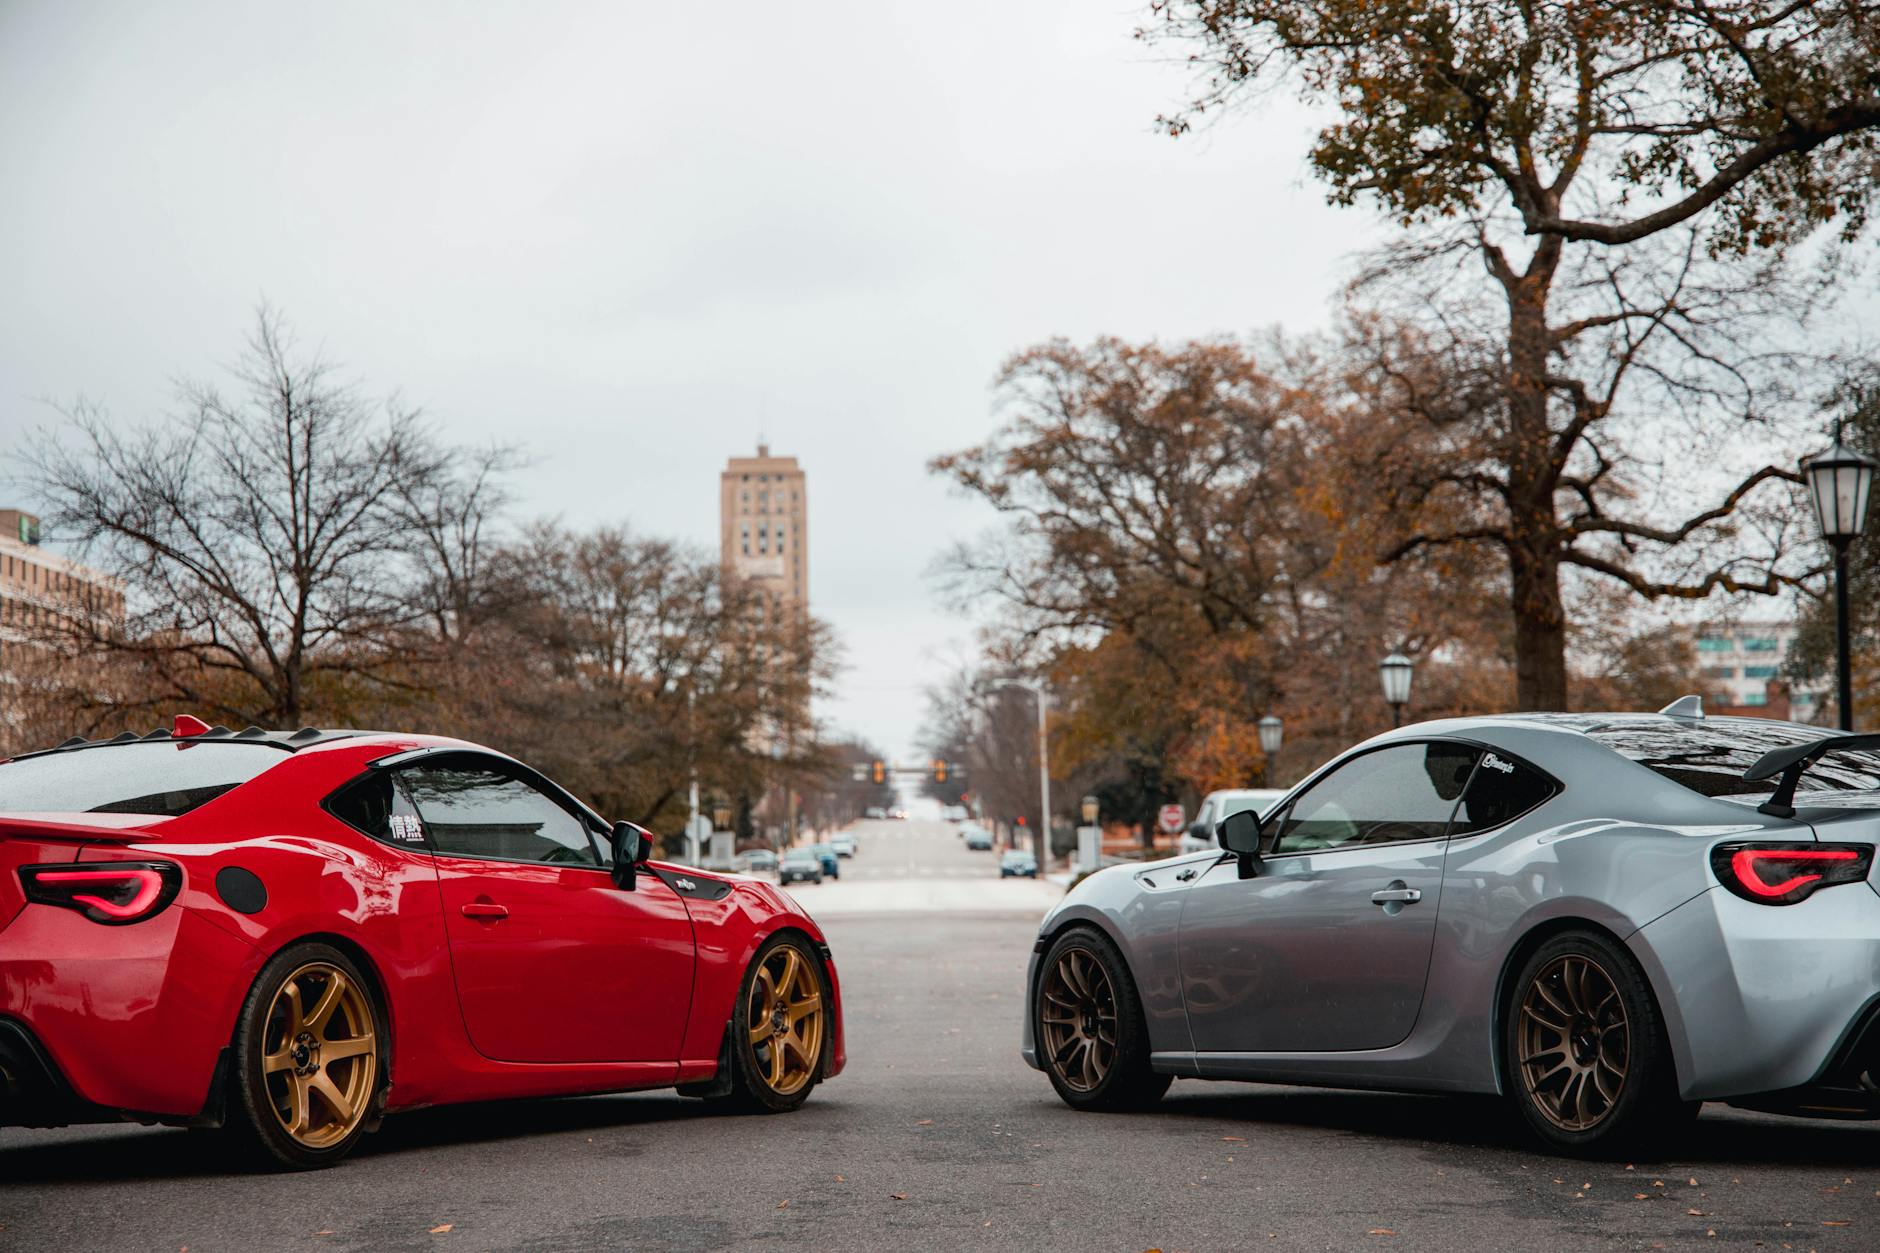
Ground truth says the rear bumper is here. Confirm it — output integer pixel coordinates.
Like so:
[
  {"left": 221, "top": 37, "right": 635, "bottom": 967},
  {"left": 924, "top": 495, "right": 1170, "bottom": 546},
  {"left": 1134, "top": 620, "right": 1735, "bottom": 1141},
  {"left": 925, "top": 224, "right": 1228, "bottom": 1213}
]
[
  {"left": 0, "top": 900, "right": 255, "bottom": 1119},
  {"left": 0, "top": 1017, "right": 115, "bottom": 1127},
  {"left": 1632, "top": 883, "right": 1880, "bottom": 1102}
]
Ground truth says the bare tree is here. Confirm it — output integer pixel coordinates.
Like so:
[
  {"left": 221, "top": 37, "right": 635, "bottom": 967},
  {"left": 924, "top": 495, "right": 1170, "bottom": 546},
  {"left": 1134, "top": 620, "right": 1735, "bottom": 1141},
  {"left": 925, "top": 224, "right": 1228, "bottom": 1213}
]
[
  {"left": 19, "top": 307, "right": 492, "bottom": 729},
  {"left": 460, "top": 523, "right": 836, "bottom": 833}
]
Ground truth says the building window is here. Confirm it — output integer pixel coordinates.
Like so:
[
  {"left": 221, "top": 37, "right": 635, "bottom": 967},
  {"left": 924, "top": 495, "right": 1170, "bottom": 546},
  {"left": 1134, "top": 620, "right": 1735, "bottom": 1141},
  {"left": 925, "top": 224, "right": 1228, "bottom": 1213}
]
[
  {"left": 1696, "top": 637, "right": 1731, "bottom": 652},
  {"left": 1744, "top": 665, "right": 1778, "bottom": 679},
  {"left": 1740, "top": 690, "right": 1768, "bottom": 706},
  {"left": 1741, "top": 639, "right": 1779, "bottom": 653},
  {"left": 1703, "top": 666, "right": 1736, "bottom": 680}
]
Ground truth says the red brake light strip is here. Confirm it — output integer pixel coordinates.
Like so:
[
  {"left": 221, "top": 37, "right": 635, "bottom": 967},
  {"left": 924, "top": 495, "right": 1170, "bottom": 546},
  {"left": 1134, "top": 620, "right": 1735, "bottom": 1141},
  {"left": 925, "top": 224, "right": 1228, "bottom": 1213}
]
[
  {"left": 1729, "top": 847, "right": 1861, "bottom": 899},
  {"left": 31, "top": 867, "right": 168, "bottom": 919}
]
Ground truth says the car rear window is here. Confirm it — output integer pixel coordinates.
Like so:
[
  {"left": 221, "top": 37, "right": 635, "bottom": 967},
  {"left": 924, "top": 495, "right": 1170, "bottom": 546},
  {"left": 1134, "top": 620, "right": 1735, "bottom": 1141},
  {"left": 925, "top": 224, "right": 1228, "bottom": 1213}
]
[
  {"left": 0, "top": 742, "right": 284, "bottom": 816},
  {"left": 1586, "top": 722, "right": 1880, "bottom": 799}
]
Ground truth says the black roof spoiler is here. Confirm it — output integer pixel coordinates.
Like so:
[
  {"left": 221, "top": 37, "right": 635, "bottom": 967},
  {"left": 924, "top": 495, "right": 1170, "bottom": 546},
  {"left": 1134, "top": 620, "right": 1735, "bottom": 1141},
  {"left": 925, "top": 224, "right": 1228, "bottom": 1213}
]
[{"left": 1743, "top": 733, "right": 1880, "bottom": 818}]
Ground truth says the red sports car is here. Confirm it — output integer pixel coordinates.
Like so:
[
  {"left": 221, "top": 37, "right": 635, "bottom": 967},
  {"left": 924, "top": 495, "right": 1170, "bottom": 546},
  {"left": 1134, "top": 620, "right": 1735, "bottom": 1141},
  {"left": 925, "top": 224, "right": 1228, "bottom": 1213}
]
[{"left": 0, "top": 717, "right": 844, "bottom": 1168}]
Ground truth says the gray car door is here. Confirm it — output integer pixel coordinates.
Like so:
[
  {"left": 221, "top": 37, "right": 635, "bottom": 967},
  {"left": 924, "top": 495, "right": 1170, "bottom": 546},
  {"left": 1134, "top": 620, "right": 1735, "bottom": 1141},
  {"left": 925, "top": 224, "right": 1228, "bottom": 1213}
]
[{"left": 1175, "top": 741, "right": 1479, "bottom": 1055}]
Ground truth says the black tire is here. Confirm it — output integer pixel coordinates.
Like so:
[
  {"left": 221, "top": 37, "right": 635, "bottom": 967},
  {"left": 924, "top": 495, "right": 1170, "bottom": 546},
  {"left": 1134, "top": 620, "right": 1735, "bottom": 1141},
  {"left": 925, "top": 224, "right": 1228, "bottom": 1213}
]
[
  {"left": 228, "top": 941, "right": 385, "bottom": 1170},
  {"left": 1035, "top": 927, "right": 1171, "bottom": 1112},
  {"left": 1503, "top": 930, "right": 1693, "bottom": 1158},
  {"left": 722, "top": 932, "right": 832, "bottom": 1113}
]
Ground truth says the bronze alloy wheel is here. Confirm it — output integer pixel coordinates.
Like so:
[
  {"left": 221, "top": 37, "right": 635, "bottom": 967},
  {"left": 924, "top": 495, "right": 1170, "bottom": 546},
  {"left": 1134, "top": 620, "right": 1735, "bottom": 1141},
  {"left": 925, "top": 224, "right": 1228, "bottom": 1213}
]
[
  {"left": 748, "top": 944, "right": 824, "bottom": 1097},
  {"left": 1040, "top": 946, "right": 1117, "bottom": 1093},
  {"left": 1517, "top": 952, "right": 1631, "bottom": 1132},
  {"left": 261, "top": 961, "right": 379, "bottom": 1150}
]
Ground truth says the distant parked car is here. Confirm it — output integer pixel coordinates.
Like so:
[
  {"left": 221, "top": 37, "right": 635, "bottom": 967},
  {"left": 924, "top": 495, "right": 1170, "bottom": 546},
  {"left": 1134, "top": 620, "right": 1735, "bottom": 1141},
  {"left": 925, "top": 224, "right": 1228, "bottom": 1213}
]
[
  {"left": 1000, "top": 849, "right": 1039, "bottom": 878},
  {"left": 942, "top": 805, "right": 969, "bottom": 823},
  {"left": 809, "top": 842, "right": 840, "bottom": 878},
  {"left": 778, "top": 848, "right": 823, "bottom": 885},
  {"left": 865, "top": 807, "right": 886, "bottom": 820},
  {"left": 963, "top": 827, "right": 993, "bottom": 851},
  {"left": 739, "top": 849, "right": 779, "bottom": 874},
  {"left": 831, "top": 833, "right": 857, "bottom": 858},
  {"left": 1179, "top": 788, "right": 1287, "bottom": 854},
  {"left": 889, "top": 808, "right": 909, "bottom": 820}
]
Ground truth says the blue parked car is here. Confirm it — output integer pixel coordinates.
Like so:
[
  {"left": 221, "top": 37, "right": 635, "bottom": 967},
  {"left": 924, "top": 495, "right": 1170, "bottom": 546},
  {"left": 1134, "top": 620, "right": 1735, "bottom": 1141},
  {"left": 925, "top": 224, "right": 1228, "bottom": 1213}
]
[{"left": 809, "top": 842, "right": 840, "bottom": 878}]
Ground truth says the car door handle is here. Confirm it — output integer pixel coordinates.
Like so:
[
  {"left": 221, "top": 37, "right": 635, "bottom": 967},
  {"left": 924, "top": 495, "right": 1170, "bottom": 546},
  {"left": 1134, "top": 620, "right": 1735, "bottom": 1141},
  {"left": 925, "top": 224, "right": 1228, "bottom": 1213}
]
[
  {"left": 1370, "top": 887, "right": 1422, "bottom": 905},
  {"left": 460, "top": 902, "right": 509, "bottom": 920}
]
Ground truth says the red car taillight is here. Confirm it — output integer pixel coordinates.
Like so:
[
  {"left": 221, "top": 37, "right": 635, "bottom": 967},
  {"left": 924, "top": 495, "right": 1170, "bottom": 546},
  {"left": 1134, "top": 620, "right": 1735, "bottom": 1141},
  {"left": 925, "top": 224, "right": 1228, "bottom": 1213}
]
[
  {"left": 18, "top": 861, "right": 183, "bottom": 925},
  {"left": 1710, "top": 842, "right": 1874, "bottom": 906}
]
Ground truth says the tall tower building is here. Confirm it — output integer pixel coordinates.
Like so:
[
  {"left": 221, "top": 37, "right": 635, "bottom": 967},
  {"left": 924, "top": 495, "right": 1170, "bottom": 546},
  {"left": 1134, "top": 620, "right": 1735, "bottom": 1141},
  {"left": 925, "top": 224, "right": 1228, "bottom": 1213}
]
[{"left": 720, "top": 443, "right": 807, "bottom": 618}]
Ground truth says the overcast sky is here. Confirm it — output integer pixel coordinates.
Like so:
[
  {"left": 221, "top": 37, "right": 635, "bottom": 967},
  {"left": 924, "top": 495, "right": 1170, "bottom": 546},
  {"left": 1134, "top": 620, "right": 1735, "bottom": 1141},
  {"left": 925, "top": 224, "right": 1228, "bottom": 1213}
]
[{"left": 1, "top": 1, "right": 1381, "bottom": 757}]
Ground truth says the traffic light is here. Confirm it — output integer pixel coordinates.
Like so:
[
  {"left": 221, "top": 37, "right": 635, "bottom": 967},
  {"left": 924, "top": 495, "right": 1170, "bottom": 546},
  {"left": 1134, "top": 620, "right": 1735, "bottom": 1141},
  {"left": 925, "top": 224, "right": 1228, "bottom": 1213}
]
[
  {"left": 871, "top": 760, "right": 886, "bottom": 785},
  {"left": 932, "top": 758, "right": 947, "bottom": 783}
]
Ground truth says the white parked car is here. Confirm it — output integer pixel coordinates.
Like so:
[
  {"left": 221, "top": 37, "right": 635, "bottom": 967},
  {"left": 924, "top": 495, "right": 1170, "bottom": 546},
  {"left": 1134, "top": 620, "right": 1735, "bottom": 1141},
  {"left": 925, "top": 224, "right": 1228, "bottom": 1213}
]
[{"left": 1177, "top": 788, "right": 1287, "bottom": 854}]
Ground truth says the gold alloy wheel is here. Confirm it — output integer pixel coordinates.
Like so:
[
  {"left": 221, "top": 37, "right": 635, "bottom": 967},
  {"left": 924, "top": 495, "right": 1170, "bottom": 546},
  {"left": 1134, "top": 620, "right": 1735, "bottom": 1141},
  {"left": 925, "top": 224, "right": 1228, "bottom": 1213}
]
[
  {"left": 261, "top": 961, "right": 378, "bottom": 1149},
  {"left": 748, "top": 946, "right": 824, "bottom": 1097},
  {"left": 1517, "top": 953, "right": 1630, "bottom": 1132},
  {"left": 1040, "top": 947, "right": 1117, "bottom": 1092}
]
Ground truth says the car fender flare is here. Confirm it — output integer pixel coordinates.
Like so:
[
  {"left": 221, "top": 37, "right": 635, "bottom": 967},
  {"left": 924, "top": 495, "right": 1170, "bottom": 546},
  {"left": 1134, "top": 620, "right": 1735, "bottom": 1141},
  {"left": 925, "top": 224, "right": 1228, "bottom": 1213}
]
[
  {"left": 1487, "top": 909, "right": 1683, "bottom": 1100},
  {"left": 233, "top": 929, "right": 398, "bottom": 1124}
]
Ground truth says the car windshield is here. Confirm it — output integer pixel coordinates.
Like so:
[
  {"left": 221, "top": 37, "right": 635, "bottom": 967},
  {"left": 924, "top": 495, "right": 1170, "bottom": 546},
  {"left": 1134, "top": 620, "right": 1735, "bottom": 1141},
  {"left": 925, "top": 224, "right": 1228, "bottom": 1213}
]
[
  {"left": 0, "top": 742, "right": 285, "bottom": 817},
  {"left": 784, "top": 850, "right": 814, "bottom": 861},
  {"left": 1587, "top": 720, "right": 1880, "bottom": 800}
]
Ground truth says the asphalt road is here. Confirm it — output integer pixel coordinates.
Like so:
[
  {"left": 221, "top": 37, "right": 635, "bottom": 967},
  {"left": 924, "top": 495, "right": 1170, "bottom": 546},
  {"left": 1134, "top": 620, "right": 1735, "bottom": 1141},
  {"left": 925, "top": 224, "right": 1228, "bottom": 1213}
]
[{"left": 4, "top": 819, "right": 1878, "bottom": 1251}]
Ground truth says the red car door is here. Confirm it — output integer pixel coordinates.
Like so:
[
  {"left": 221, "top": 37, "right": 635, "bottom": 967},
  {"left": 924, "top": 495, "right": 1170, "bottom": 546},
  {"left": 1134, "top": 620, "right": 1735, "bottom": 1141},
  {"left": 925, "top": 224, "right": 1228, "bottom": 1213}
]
[{"left": 398, "top": 755, "right": 695, "bottom": 1065}]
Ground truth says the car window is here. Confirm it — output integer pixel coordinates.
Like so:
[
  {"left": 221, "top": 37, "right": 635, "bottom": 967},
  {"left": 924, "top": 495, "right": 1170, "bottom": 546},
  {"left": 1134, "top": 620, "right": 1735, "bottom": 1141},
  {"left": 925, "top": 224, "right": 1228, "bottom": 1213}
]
[
  {"left": 1270, "top": 743, "right": 1479, "bottom": 854},
  {"left": 1449, "top": 750, "right": 1559, "bottom": 835},
  {"left": 399, "top": 761, "right": 599, "bottom": 866},
  {"left": 325, "top": 772, "right": 427, "bottom": 848},
  {"left": 0, "top": 742, "right": 283, "bottom": 817}
]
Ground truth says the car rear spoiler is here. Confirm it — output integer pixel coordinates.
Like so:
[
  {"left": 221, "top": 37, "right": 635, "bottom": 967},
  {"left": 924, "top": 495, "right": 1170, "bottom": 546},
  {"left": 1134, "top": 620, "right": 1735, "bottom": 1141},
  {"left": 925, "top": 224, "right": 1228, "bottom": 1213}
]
[
  {"left": 1744, "top": 733, "right": 1880, "bottom": 818},
  {"left": 0, "top": 813, "right": 172, "bottom": 846}
]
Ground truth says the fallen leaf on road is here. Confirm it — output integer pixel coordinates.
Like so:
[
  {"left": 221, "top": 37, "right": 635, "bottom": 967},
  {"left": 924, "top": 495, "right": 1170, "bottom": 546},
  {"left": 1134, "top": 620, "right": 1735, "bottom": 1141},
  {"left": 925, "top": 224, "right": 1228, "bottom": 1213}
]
[
  {"left": 430, "top": 1225, "right": 453, "bottom": 1234},
  {"left": 891, "top": 1193, "right": 908, "bottom": 1201},
  {"left": 1687, "top": 1209, "right": 1706, "bottom": 1217},
  {"left": 776, "top": 1200, "right": 790, "bottom": 1210},
  {"left": 834, "top": 1175, "right": 846, "bottom": 1183},
  {"left": 314, "top": 1232, "right": 334, "bottom": 1238},
  {"left": 1221, "top": 1136, "right": 1246, "bottom": 1143},
  {"left": 1367, "top": 1229, "right": 1395, "bottom": 1237},
  {"left": 916, "top": 1119, "right": 933, "bottom": 1126},
  {"left": 1823, "top": 1221, "right": 1851, "bottom": 1227}
]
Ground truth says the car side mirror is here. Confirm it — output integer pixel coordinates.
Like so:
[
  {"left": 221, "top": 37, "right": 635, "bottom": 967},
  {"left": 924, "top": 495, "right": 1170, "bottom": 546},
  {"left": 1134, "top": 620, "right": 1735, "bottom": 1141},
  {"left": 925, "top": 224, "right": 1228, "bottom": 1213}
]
[
  {"left": 1216, "top": 810, "right": 1264, "bottom": 880},
  {"left": 611, "top": 821, "right": 652, "bottom": 891}
]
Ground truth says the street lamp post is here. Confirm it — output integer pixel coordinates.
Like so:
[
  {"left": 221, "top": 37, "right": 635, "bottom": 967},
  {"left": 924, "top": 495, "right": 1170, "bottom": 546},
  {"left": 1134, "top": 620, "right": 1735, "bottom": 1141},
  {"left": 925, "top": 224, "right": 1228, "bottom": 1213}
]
[
  {"left": 1380, "top": 652, "right": 1415, "bottom": 728},
  {"left": 1257, "top": 714, "right": 1284, "bottom": 786},
  {"left": 1804, "top": 424, "right": 1878, "bottom": 731},
  {"left": 994, "top": 681, "right": 1052, "bottom": 869}
]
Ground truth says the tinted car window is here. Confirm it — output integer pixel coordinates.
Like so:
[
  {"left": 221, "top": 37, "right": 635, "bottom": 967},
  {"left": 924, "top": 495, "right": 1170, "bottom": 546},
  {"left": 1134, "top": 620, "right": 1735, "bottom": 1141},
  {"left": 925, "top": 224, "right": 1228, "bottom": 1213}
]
[
  {"left": 1449, "top": 750, "right": 1559, "bottom": 835},
  {"left": 0, "top": 742, "right": 283, "bottom": 816},
  {"left": 325, "top": 772, "right": 427, "bottom": 847},
  {"left": 1271, "top": 743, "right": 1479, "bottom": 854},
  {"left": 1587, "top": 721, "right": 1880, "bottom": 799},
  {"left": 400, "top": 763, "right": 598, "bottom": 865}
]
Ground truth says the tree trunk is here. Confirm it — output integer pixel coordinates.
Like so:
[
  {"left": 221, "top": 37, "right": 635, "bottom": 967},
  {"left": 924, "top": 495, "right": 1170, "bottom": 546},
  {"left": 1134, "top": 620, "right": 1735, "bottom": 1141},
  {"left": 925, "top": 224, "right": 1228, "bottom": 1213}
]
[
  {"left": 1509, "top": 545, "right": 1569, "bottom": 710},
  {"left": 1505, "top": 264, "right": 1570, "bottom": 711}
]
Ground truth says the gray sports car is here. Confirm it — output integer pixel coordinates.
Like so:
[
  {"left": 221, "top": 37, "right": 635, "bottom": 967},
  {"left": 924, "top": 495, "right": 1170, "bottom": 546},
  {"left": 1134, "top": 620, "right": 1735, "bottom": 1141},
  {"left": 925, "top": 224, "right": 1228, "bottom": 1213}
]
[{"left": 1022, "top": 702, "right": 1880, "bottom": 1155}]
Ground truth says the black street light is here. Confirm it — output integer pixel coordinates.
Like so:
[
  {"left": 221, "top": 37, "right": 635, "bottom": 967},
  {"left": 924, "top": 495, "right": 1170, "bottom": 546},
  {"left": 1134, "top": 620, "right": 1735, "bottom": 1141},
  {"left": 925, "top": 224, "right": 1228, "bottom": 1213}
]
[
  {"left": 1804, "top": 424, "right": 1878, "bottom": 731},
  {"left": 1380, "top": 652, "right": 1415, "bottom": 728},
  {"left": 1257, "top": 714, "right": 1284, "bottom": 785}
]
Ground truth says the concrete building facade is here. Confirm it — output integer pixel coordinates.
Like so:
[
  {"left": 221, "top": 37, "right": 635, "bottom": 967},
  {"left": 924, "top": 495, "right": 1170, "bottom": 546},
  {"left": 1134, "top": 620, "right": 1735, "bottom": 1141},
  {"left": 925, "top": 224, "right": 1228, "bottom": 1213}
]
[{"left": 719, "top": 444, "right": 807, "bottom": 619}]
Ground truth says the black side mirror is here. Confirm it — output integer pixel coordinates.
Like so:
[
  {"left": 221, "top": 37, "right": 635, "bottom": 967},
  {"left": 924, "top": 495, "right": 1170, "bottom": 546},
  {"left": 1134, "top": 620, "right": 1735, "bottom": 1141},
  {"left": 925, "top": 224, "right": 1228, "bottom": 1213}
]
[
  {"left": 611, "top": 821, "right": 651, "bottom": 891},
  {"left": 1216, "top": 810, "right": 1265, "bottom": 880}
]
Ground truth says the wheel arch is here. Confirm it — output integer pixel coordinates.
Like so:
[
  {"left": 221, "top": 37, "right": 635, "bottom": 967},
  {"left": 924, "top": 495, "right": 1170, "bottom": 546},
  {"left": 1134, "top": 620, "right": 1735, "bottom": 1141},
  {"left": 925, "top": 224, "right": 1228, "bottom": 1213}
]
[
  {"left": 1033, "top": 912, "right": 1147, "bottom": 1017},
  {"left": 1488, "top": 916, "right": 1678, "bottom": 1099},
  {"left": 247, "top": 931, "right": 397, "bottom": 1086}
]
